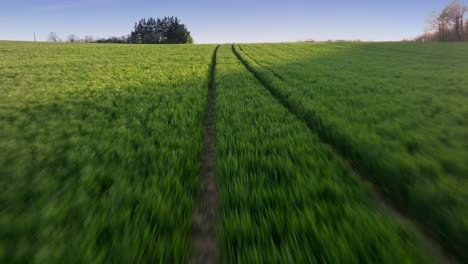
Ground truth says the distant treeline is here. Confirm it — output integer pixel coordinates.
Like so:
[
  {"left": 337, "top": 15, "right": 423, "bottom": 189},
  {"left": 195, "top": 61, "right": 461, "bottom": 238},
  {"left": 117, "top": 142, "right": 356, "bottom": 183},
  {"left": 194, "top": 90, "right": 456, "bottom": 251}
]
[
  {"left": 415, "top": 0, "right": 467, "bottom": 42},
  {"left": 48, "top": 16, "right": 193, "bottom": 44}
]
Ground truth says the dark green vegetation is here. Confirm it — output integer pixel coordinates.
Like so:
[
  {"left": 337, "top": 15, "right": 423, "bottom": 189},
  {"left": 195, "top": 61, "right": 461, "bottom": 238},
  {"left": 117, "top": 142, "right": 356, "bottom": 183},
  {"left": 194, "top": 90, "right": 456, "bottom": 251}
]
[
  {"left": 0, "top": 42, "right": 216, "bottom": 262},
  {"left": 1, "top": 41, "right": 466, "bottom": 263},
  {"left": 234, "top": 42, "right": 468, "bottom": 262},
  {"left": 215, "top": 44, "right": 432, "bottom": 263},
  {"left": 94, "top": 17, "right": 192, "bottom": 44},
  {"left": 128, "top": 17, "right": 193, "bottom": 44}
]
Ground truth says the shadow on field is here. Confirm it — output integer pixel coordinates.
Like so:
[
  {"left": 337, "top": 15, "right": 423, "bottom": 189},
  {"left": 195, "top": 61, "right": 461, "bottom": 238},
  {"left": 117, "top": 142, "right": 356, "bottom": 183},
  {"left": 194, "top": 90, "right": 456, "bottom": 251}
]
[
  {"left": 1, "top": 65, "right": 210, "bottom": 262},
  {"left": 2, "top": 42, "right": 468, "bottom": 263},
  {"left": 235, "top": 42, "right": 468, "bottom": 262}
]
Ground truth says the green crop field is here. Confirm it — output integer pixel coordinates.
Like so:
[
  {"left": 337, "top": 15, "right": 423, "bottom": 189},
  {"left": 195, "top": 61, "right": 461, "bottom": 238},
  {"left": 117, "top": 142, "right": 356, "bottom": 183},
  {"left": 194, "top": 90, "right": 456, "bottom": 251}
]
[
  {"left": 1, "top": 41, "right": 467, "bottom": 263},
  {"left": 215, "top": 45, "right": 430, "bottom": 263},
  {"left": 233, "top": 42, "right": 468, "bottom": 262},
  {"left": 0, "top": 42, "right": 216, "bottom": 262}
]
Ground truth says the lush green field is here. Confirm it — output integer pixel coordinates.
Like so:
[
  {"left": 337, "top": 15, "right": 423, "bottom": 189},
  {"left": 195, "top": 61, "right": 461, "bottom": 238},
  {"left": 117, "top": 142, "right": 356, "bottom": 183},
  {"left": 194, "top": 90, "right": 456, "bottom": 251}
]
[
  {"left": 0, "top": 42, "right": 216, "bottom": 262},
  {"left": 1, "top": 41, "right": 466, "bottom": 263},
  {"left": 215, "top": 45, "right": 430, "bottom": 263},
  {"left": 234, "top": 42, "right": 468, "bottom": 262}
]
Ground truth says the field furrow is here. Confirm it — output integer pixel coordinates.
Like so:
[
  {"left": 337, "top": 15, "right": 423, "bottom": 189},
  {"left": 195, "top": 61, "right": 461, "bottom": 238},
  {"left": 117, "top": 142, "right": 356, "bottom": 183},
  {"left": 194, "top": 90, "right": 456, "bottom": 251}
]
[
  {"left": 189, "top": 45, "right": 220, "bottom": 264},
  {"left": 214, "top": 44, "right": 431, "bottom": 263},
  {"left": 234, "top": 42, "right": 468, "bottom": 262},
  {"left": 2, "top": 40, "right": 467, "bottom": 263}
]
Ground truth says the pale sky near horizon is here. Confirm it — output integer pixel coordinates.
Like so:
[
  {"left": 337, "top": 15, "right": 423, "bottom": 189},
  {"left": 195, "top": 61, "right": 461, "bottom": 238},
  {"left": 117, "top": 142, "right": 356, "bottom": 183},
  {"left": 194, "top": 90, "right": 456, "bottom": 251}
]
[{"left": 0, "top": 0, "right": 456, "bottom": 43}]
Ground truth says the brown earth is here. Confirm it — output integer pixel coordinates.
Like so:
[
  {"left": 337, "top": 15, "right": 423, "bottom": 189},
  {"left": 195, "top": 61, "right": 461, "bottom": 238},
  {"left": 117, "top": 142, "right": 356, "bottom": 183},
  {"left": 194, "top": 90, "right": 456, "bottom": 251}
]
[{"left": 188, "top": 45, "right": 220, "bottom": 264}]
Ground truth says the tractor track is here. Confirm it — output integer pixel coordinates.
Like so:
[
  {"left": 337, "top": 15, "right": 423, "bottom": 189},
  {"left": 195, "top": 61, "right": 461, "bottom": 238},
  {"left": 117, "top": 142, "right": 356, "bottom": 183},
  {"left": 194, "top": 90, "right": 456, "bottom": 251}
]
[
  {"left": 188, "top": 45, "right": 220, "bottom": 264},
  {"left": 231, "top": 43, "right": 456, "bottom": 264}
]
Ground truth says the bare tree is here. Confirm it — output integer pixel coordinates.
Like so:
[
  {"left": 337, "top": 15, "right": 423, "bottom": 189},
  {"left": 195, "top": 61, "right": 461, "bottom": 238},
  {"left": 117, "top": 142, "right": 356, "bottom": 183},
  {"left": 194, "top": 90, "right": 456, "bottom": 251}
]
[
  {"left": 465, "top": 20, "right": 468, "bottom": 40},
  {"left": 48, "top": 32, "right": 60, "bottom": 42},
  {"left": 429, "top": 0, "right": 466, "bottom": 41},
  {"left": 84, "top": 36, "right": 94, "bottom": 43},
  {"left": 67, "top": 34, "right": 78, "bottom": 43}
]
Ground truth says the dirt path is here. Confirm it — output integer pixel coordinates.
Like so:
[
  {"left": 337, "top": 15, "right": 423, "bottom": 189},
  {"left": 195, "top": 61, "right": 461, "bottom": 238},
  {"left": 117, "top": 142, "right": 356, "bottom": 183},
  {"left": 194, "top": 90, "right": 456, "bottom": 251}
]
[
  {"left": 188, "top": 45, "right": 220, "bottom": 264},
  {"left": 232, "top": 44, "right": 456, "bottom": 264}
]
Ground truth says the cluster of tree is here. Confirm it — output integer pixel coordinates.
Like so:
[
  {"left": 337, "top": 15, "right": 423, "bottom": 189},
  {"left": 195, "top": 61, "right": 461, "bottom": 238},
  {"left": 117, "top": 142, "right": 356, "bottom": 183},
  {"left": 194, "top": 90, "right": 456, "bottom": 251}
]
[
  {"left": 47, "top": 32, "right": 96, "bottom": 43},
  {"left": 128, "top": 17, "right": 193, "bottom": 44},
  {"left": 94, "top": 36, "right": 128, "bottom": 43},
  {"left": 415, "top": 0, "right": 467, "bottom": 42},
  {"left": 47, "top": 16, "right": 193, "bottom": 44}
]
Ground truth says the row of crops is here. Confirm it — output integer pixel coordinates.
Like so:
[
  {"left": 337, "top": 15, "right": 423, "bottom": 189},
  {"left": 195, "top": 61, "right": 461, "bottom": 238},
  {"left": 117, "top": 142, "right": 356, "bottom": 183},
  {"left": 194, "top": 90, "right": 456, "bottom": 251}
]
[
  {"left": 234, "top": 42, "right": 468, "bottom": 262},
  {"left": 1, "top": 41, "right": 466, "bottom": 263}
]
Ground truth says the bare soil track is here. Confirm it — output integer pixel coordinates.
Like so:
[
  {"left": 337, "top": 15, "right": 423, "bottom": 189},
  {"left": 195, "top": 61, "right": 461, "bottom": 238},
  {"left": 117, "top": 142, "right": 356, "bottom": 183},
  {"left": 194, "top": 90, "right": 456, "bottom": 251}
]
[
  {"left": 231, "top": 44, "right": 457, "bottom": 264},
  {"left": 189, "top": 45, "right": 220, "bottom": 264}
]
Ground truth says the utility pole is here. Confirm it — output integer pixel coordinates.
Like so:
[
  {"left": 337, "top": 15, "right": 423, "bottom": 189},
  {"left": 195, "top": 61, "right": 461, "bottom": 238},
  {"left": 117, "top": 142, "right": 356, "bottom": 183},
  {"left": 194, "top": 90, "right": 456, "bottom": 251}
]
[{"left": 33, "top": 32, "right": 36, "bottom": 42}]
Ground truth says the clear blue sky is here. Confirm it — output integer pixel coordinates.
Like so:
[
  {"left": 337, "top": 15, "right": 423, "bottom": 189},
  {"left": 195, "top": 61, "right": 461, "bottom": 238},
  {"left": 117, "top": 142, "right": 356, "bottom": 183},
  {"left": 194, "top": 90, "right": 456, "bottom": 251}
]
[{"left": 0, "top": 0, "right": 455, "bottom": 43}]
